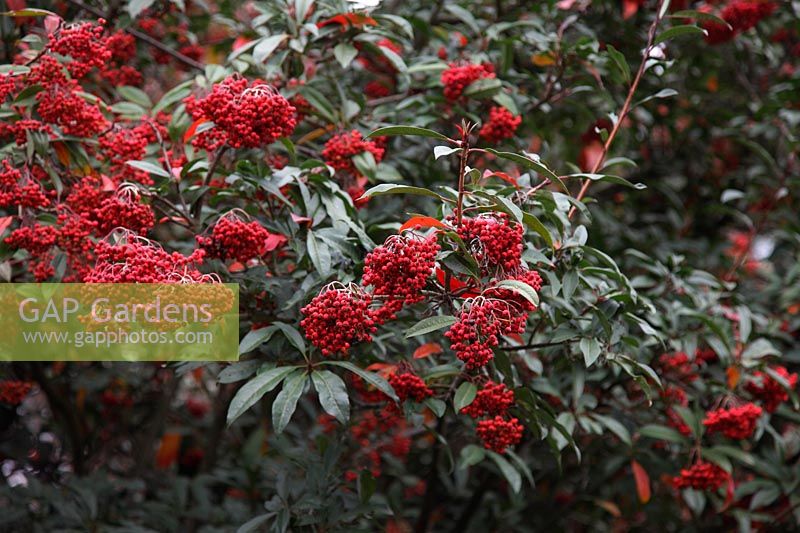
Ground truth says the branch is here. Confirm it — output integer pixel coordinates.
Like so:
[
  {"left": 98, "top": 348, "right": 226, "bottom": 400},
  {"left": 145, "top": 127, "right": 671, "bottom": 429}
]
[
  {"left": 568, "top": 2, "right": 666, "bottom": 219},
  {"left": 64, "top": 0, "right": 205, "bottom": 71}
]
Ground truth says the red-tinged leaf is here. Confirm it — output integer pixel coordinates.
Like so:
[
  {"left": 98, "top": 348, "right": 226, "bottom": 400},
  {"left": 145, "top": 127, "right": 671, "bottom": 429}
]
[
  {"left": 100, "top": 174, "right": 116, "bottom": 192},
  {"left": 595, "top": 499, "right": 622, "bottom": 517},
  {"left": 556, "top": 0, "right": 578, "bottom": 8},
  {"left": 263, "top": 233, "right": 287, "bottom": 252},
  {"left": 413, "top": 342, "right": 443, "bottom": 359},
  {"left": 434, "top": 268, "right": 480, "bottom": 297},
  {"left": 507, "top": 333, "right": 523, "bottom": 344},
  {"left": 158, "top": 216, "right": 190, "bottom": 225},
  {"left": 366, "top": 362, "right": 396, "bottom": 378},
  {"left": 52, "top": 141, "right": 71, "bottom": 166},
  {"left": 726, "top": 366, "right": 740, "bottom": 389},
  {"left": 317, "top": 13, "right": 378, "bottom": 29},
  {"left": 399, "top": 216, "right": 447, "bottom": 232},
  {"left": 0, "top": 216, "right": 14, "bottom": 235},
  {"left": 184, "top": 118, "right": 209, "bottom": 144},
  {"left": 228, "top": 261, "right": 245, "bottom": 273},
  {"left": 722, "top": 476, "right": 735, "bottom": 510},
  {"left": 232, "top": 36, "right": 252, "bottom": 51},
  {"left": 192, "top": 367, "right": 204, "bottom": 381},
  {"left": 483, "top": 169, "right": 519, "bottom": 187},
  {"left": 291, "top": 213, "right": 312, "bottom": 225},
  {"left": 631, "top": 460, "right": 651, "bottom": 504},
  {"left": 155, "top": 433, "right": 181, "bottom": 469}
]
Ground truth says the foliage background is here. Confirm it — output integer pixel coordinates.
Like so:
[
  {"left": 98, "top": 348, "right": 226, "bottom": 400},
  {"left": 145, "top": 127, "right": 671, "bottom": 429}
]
[{"left": 0, "top": 0, "right": 798, "bottom": 531}]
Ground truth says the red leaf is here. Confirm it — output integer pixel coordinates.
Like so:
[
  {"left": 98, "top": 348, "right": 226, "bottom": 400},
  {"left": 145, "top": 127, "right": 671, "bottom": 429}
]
[
  {"left": 434, "top": 268, "right": 480, "bottom": 297},
  {"left": 483, "top": 169, "right": 519, "bottom": 187},
  {"left": 631, "top": 460, "right": 651, "bottom": 504},
  {"left": 100, "top": 174, "right": 117, "bottom": 192},
  {"left": 263, "top": 233, "right": 288, "bottom": 252},
  {"left": 0, "top": 216, "right": 14, "bottom": 235},
  {"left": 317, "top": 13, "right": 378, "bottom": 29},
  {"left": 155, "top": 433, "right": 181, "bottom": 469},
  {"left": 399, "top": 216, "right": 447, "bottom": 233},
  {"left": 722, "top": 475, "right": 735, "bottom": 510},
  {"left": 413, "top": 343, "right": 443, "bottom": 359},
  {"left": 623, "top": 0, "right": 642, "bottom": 19},
  {"left": 228, "top": 261, "right": 245, "bottom": 273},
  {"left": 184, "top": 118, "right": 209, "bottom": 144},
  {"left": 291, "top": 213, "right": 312, "bottom": 225}
]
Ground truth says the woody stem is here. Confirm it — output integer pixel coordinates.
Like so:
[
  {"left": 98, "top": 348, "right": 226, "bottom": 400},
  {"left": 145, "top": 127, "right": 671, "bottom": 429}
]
[{"left": 455, "top": 121, "right": 471, "bottom": 227}]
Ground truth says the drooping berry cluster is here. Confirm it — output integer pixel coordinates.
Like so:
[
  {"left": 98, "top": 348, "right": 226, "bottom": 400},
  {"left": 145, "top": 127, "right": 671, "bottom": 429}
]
[
  {"left": 48, "top": 20, "right": 112, "bottom": 79},
  {"left": 445, "top": 297, "right": 527, "bottom": 369},
  {"left": 475, "top": 416, "right": 524, "bottom": 453},
  {"left": 5, "top": 225, "right": 59, "bottom": 280},
  {"left": 703, "top": 402, "right": 763, "bottom": 439},
  {"left": 197, "top": 213, "right": 273, "bottom": 263},
  {"left": 661, "top": 385, "right": 691, "bottom": 436},
  {"left": 362, "top": 234, "right": 440, "bottom": 323},
  {"left": 441, "top": 62, "right": 495, "bottom": 101},
  {"left": 98, "top": 121, "right": 165, "bottom": 185},
  {"left": 300, "top": 284, "right": 376, "bottom": 357},
  {"left": 0, "top": 160, "right": 50, "bottom": 210},
  {"left": 0, "top": 380, "right": 33, "bottom": 406},
  {"left": 101, "top": 31, "right": 142, "bottom": 86},
  {"left": 93, "top": 187, "right": 155, "bottom": 237},
  {"left": 388, "top": 369, "right": 433, "bottom": 403},
  {"left": 672, "top": 461, "right": 730, "bottom": 491},
  {"left": 745, "top": 366, "right": 798, "bottom": 413},
  {"left": 658, "top": 352, "right": 699, "bottom": 382},
  {"left": 322, "top": 130, "right": 385, "bottom": 176},
  {"left": 456, "top": 213, "right": 524, "bottom": 274},
  {"left": 462, "top": 380, "right": 515, "bottom": 418},
  {"left": 479, "top": 106, "right": 521, "bottom": 144},
  {"left": 185, "top": 75, "right": 297, "bottom": 150},
  {"left": 85, "top": 231, "right": 207, "bottom": 283}
]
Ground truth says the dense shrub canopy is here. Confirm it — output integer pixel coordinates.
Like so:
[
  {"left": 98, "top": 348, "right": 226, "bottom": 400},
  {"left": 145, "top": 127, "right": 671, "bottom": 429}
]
[{"left": 0, "top": 0, "right": 798, "bottom": 531}]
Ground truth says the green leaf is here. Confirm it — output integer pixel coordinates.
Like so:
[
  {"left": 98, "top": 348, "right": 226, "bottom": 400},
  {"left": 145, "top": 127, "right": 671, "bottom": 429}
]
[
  {"left": 218, "top": 360, "right": 263, "bottom": 384},
  {"left": 579, "top": 338, "right": 602, "bottom": 367},
  {"left": 126, "top": 0, "right": 155, "bottom": 18},
  {"left": 487, "top": 450, "right": 522, "bottom": 493},
  {"left": 227, "top": 366, "right": 298, "bottom": 425},
  {"left": 272, "top": 370, "right": 307, "bottom": 433},
  {"left": 638, "top": 424, "right": 688, "bottom": 444},
  {"left": 565, "top": 173, "right": 646, "bottom": 190},
  {"left": 670, "top": 10, "right": 732, "bottom": 29},
  {"left": 299, "top": 85, "right": 337, "bottom": 123},
  {"left": 117, "top": 86, "right": 152, "bottom": 108},
  {"left": 405, "top": 315, "right": 458, "bottom": 338},
  {"left": 458, "top": 444, "right": 485, "bottom": 469},
  {"left": 444, "top": 4, "right": 480, "bottom": 34},
  {"left": 152, "top": 80, "right": 193, "bottom": 114},
  {"left": 306, "top": 231, "right": 332, "bottom": 277},
  {"left": 495, "top": 279, "right": 540, "bottom": 307},
  {"left": 274, "top": 322, "right": 306, "bottom": 354},
  {"left": 635, "top": 88, "right": 679, "bottom": 108},
  {"left": 367, "top": 125, "right": 450, "bottom": 141},
  {"left": 522, "top": 211, "right": 554, "bottom": 249},
  {"left": 333, "top": 43, "right": 358, "bottom": 68},
  {"left": 2, "top": 8, "right": 55, "bottom": 16},
  {"left": 253, "top": 34, "right": 288, "bottom": 63},
  {"left": 238, "top": 326, "right": 276, "bottom": 355},
  {"left": 323, "top": 360, "right": 398, "bottom": 401},
  {"left": 425, "top": 397, "right": 446, "bottom": 417},
  {"left": 126, "top": 160, "right": 171, "bottom": 179},
  {"left": 357, "top": 470, "right": 376, "bottom": 504},
  {"left": 311, "top": 370, "right": 350, "bottom": 424},
  {"left": 454, "top": 382, "right": 478, "bottom": 411},
  {"left": 483, "top": 149, "right": 568, "bottom": 193},
  {"left": 592, "top": 414, "right": 631, "bottom": 446},
  {"left": 366, "top": 126, "right": 450, "bottom": 141},
  {"left": 655, "top": 25, "right": 707, "bottom": 45},
  {"left": 434, "top": 145, "right": 461, "bottom": 160},
  {"left": 463, "top": 78, "right": 503, "bottom": 99},
  {"left": 606, "top": 44, "right": 630, "bottom": 84},
  {"left": 361, "top": 183, "right": 446, "bottom": 201}
]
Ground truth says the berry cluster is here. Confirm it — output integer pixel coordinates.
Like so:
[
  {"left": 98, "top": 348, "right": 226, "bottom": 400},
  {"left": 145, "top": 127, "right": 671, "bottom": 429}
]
[
  {"left": 197, "top": 214, "right": 273, "bottom": 263},
  {"left": 702, "top": 1, "right": 777, "bottom": 44},
  {"left": 98, "top": 121, "right": 166, "bottom": 185},
  {"left": 300, "top": 284, "right": 376, "bottom": 357},
  {"left": 85, "top": 231, "right": 207, "bottom": 283},
  {"left": 362, "top": 234, "right": 440, "bottom": 323},
  {"left": 185, "top": 76, "right": 297, "bottom": 150},
  {"left": 388, "top": 369, "right": 433, "bottom": 403},
  {"left": 703, "top": 403, "right": 763, "bottom": 439},
  {"left": 48, "top": 21, "right": 112, "bottom": 79},
  {"left": 658, "top": 351, "right": 698, "bottom": 382},
  {"left": 445, "top": 297, "right": 527, "bottom": 369},
  {"left": 672, "top": 461, "right": 730, "bottom": 491},
  {"left": 745, "top": 366, "right": 798, "bottom": 413},
  {"left": 441, "top": 62, "right": 495, "bottom": 101},
  {"left": 456, "top": 213, "right": 524, "bottom": 274},
  {"left": 661, "top": 385, "right": 691, "bottom": 436},
  {"left": 479, "top": 106, "right": 521, "bottom": 144},
  {"left": 462, "top": 380, "right": 515, "bottom": 418},
  {"left": 101, "top": 31, "right": 141, "bottom": 87},
  {"left": 93, "top": 189, "right": 155, "bottom": 236},
  {"left": 322, "top": 130, "right": 385, "bottom": 176},
  {"left": 0, "top": 380, "right": 33, "bottom": 406},
  {"left": 5, "top": 225, "right": 59, "bottom": 280},
  {"left": 475, "top": 416, "right": 524, "bottom": 453},
  {"left": 0, "top": 160, "right": 50, "bottom": 210}
]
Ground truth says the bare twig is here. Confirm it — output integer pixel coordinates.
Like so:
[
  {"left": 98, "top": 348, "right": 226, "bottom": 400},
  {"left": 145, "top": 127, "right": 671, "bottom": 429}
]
[{"left": 568, "top": 2, "right": 666, "bottom": 219}]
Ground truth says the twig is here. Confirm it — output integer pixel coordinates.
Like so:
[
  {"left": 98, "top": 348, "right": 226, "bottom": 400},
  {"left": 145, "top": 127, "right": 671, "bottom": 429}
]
[
  {"left": 64, "top": 0, "right": 204, "bottom": 71},
  {"left": 191, "top": 145, "right": 228, "bottom": 224},
  {"left": 568, "top": 1, "right": 666, "bottom": 219}
]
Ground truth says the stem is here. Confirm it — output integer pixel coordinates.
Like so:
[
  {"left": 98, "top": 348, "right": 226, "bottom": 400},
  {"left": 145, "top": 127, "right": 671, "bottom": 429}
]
[
  {"left": 192, "top": 145, "right": 228, "bottom": 225},
  {"left": 568, "top": 1, "right": 665, "bottom": 219},
  {"left": 455, "top": 121, "right": 472, "bottom": 227}
]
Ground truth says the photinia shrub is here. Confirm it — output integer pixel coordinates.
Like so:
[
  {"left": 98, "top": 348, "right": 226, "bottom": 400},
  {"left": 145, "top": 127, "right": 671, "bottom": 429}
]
[{"left": 0, "top": 0, "right": 798, "bottom": 531}]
